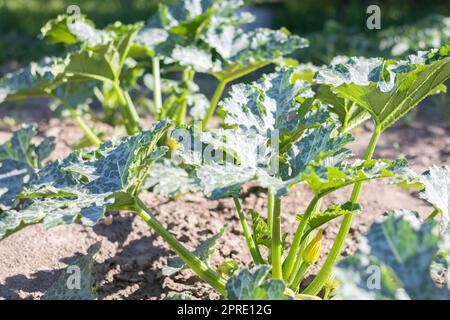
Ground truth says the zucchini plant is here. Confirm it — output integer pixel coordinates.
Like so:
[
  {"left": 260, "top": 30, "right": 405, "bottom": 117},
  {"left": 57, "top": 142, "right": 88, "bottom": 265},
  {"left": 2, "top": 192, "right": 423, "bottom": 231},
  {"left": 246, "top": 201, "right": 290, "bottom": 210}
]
[
  {"left": 169, "top": 67, "right": 423, "bottom": 295},
  {"left": 0, "top": 1, "right": 449, "bottom": 300}
]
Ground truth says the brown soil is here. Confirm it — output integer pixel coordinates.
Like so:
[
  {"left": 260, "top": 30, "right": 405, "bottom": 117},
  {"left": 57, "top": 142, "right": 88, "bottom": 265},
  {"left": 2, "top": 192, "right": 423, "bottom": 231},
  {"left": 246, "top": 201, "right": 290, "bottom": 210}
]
[{"left": 0, "top": 104, "right": 449, "bottom": 300}]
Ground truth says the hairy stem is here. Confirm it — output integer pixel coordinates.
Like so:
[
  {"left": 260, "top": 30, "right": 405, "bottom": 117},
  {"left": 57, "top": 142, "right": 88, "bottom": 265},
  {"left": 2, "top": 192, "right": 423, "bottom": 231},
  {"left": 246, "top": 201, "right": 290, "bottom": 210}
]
[
  {"left": 272, "top": 196, "right": 283, "bottom": 279},
  {"left": 233, "top": 196, "right": 263, "bottom": 265},
  {"left": 283, "top": 197, "right": 321, "bottom": 280},
  {"left": 303, "top": 126, "right": 381, "bottom": 295},
  {"left": 135, "top": 198, "right": 226, "bottom": 296},
  {"left": 152, "top": 57, "right": 163, "bottom": 120},
  {"left": 70, "top": 110, "right": 101, "bottom": 147}
]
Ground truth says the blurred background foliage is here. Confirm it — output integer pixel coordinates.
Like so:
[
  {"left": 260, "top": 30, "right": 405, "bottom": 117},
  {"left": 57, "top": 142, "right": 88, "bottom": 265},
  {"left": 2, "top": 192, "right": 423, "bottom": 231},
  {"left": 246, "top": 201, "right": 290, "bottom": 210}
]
[
  {"left": 0, "top": 0, "right": 449, "bottom": 65},
  {"left": 0, "top": 0, "right": 162, "bottom": 64}
]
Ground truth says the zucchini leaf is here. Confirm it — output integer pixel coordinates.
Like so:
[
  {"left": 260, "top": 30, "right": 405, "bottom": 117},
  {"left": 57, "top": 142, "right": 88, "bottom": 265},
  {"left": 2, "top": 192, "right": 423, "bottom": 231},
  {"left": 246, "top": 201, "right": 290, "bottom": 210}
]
[
  {"left": 226, "top": 265, "right": 287, "bottom": 300},
  {"left": 220, "top": 68, "right": 314, "bottom": 135},
  {"left": 334, "top": 210, "right": 450, "bottom": 300},
  {"left": 316, "top": 85, "right": 370, "bottom": 132},
  {"left": 40, "top": 14, "right": 114, "bottom": 47},
  {"left": 0, "top": 124, "right": 55, "bottom": 211},
  {"left": 0, "top": 121, "right": 169, "bottom": 240},
  {"left": 137, "top": 0, "right": 306, "bottom": 76},
  {"left": 315, "top": 46, "right": 450, "bottom": 131},
  {"left": 202, "top": 24, "right": 308, "bottom": 79},
  {"left": 0, "top": 56, "right": 67, "bottom": 103},
  {"left": 302, "top": 158, "right": 422, "bottom": 197},
  {"left": 42, "top": 242, "right": 101, "bottom": 300},
  {"left": 419, "top": 165, "right": 450, "bottom": 231},
  {"left": 143, "top": 159, "right": 202, "bottom": 197},
  {"left": 296, "top": 202, "right": 362, "bottom": 239},
  {"left": 251, "top": 209, "right": 271, "bottom": 249},
  {"left": 174, "top": 68, "right": 352, "bottom": 198}
]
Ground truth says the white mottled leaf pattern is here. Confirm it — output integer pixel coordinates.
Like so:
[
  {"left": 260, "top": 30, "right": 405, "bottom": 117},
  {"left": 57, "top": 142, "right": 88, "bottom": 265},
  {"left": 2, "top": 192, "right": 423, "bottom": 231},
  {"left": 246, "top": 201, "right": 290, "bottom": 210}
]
[
  {"left": 175, "top": 69, "right": 352, "bottom": 198},
  {"left": 0, "top": 121, "right": 169, "bottom": 240},
  {"left": 42, "top": 242, "right": 101, "bottom": 300},
  {"left": 315, "top": 46, "right": 450, "bottom": 130},
  {"left": 0, "top": 124, "right": 55, "bottom": 211},
  {"left": 143, "top": 159, "right": 202, "bottom": 197}
]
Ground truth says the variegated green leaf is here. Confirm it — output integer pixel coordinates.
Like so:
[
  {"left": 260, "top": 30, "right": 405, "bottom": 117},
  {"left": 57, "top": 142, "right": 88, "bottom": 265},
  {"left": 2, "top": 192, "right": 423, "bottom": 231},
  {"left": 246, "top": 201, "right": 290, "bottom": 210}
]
[
  {"left": 335, "top": 210, "right": 450, "bottom": 300},
  {"left": 139, "top": 0, "right": 306, "bottom": 75},
  {"left": 296, "top": 202, "right": 362, "bottom": 239},
  {"left": 170, "top": 45, "right": 222, "bottom": 73},
  {"left": 0, "top": 124, "right": 55, "bottom": 211},
  {"left": 419, "top": 165, "right": 450, "bottom": 231},
  {"left": 161, "top": 226, "right": 225, "bottom": 277},
  {"left": 315, "top": 46, "right": 450, "bottom": 130},
  {"left": 40, "top": 14, "right": 114, "bottom": 47},
  {"left": 149, "top": 0, "right": 245, "bottom": 35},
  {"left": 175, "top": 69, "right": 353, "bottom": 198},
  {"left": 201, "top": 25, "right": 308, "bottom": 77},
  {"left": 64, "top": 23, "right": 142, "bottom": 83},
  {"left": 0, "top": 57, "right": 67, "bottom": 103},
  {"left": 0, "top": 160, "right": 29, "bottom": 211},
  {"left": 0, "top": 121, "right": 169, "bottom": 240},
  {"left": 250, "top": 209, "right": 271, "bottom": 249},
  {"left": 316, "top": 85, "right": 370, "bottom": 132},
  {"left": 42, "top": 242, "right": 101, "bottom": 300},
  {"left": 143, "top": 159, "right": 202, "bottom": 197},
  {"left": 226, "top": 265, "right": 287, "bottom": 300},
  {"left": 303, "top": 158, "right": 422, "bottom": 197},
  {"left": 221, "top": 68, "right": 313, "bottom": 135}
]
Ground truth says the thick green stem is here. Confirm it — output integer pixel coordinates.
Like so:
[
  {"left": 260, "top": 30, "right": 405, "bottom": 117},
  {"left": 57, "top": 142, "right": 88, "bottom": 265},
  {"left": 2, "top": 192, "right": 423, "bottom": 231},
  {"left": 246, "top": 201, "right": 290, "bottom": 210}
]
[
  {"left": 267, "top": 192, "right": 275, "bottom": 233},
  {"left": 233, "top": 197, "right": 263, "bottom": 265},
  {"left": 303, "top": 126, "right": 382, "bottom": 295},
  {"left": 202, "top": 79, "right": 227, "bottom": 130},
  {"left": 283, "top": 197, "right": 321, "bottom": 280},
  {"left": 70, "top": 110, "right": 101, "bottom": 147},
  {"left": 113, "top": 82, "right": 141, "bottom": 135},
  {"left": 290, "top": 261, "right": 310, "bottom": 292},
  {"left": 152, "top": 57, "right": 163, "bottom": 120},
  {"left": 135, "top": 198, "right": 226, "bottom": 296},
  {"left": 272, "top": 196, "right": 283, "bottom": 279}
]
